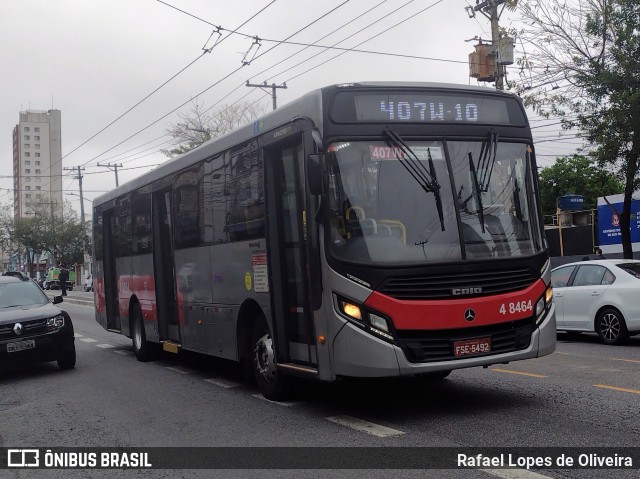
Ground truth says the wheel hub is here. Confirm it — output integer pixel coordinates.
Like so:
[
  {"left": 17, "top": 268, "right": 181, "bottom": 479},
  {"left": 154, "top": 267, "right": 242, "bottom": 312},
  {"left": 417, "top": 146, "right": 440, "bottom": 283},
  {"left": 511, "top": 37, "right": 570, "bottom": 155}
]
[
  {"left": 601, "top": 314, "right": 620, "bottom": 341},
  {"left": 255, "top": 333, "right": 277, "bottom": 380}
]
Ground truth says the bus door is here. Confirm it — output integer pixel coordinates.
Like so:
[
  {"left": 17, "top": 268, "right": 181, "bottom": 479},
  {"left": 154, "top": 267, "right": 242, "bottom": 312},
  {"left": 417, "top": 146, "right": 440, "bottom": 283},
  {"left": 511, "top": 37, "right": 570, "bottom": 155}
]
[
  {"left": 103, "top": 209, "right": 120, "bottom": 331},
  {"left": 152, "top": 189, "right": 180, "bottom": 343},
  {"left": 264, "top": 140, "right": 318, "bottom": 368}
]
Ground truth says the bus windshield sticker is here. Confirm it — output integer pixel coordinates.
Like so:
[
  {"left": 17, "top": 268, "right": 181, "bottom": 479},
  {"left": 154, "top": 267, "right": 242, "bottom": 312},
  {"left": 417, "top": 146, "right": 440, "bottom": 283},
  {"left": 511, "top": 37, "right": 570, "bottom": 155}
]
[{"left": 369, "top": 145, "right": 443, "bottom": 161}]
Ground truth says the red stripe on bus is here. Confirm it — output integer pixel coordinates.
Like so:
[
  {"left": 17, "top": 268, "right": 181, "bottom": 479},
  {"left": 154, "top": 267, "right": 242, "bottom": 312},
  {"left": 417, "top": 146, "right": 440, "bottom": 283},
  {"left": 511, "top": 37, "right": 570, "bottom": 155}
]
[{"left": 364, "top": 279, "right": 546, "bottom": 330}]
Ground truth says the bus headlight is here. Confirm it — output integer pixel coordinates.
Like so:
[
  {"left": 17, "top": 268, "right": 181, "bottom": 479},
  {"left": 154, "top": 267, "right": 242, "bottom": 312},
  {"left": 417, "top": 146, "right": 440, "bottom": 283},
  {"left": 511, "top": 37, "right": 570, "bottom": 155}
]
[
  {"left": 369, "top": 313, "right": 389, "bottom": 333},
  {"left": 334, "top": 294, "right": 396, "bottom": 343},
  {"left": 535, "top": 285, "right": 553, "bottom": 325},
  {"left": 338, "top": 300, "right": 362, "bottom": 321}
]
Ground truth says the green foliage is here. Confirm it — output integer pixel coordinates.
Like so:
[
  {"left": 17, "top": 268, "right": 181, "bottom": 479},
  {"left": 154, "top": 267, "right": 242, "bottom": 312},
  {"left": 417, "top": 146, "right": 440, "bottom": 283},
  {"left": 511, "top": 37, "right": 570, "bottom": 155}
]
[
  {"left": 513, "top": 0, "right": 640, "bottom": 257},
  {"left": 0, "top": 199, "right": 84, "bottom": 271},
  {"left": 538, "top": 155, "right": 623, "bottom": 216}
]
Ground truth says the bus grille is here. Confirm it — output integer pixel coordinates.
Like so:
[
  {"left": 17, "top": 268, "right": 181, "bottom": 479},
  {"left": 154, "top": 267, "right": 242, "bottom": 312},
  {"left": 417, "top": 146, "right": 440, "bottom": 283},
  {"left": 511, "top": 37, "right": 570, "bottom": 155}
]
[
  {"left": 396, "top": 318, "right": 534, "bottom": 363},
  {"left": 380, "top": 267, "right": 537, "bottom": 300}
]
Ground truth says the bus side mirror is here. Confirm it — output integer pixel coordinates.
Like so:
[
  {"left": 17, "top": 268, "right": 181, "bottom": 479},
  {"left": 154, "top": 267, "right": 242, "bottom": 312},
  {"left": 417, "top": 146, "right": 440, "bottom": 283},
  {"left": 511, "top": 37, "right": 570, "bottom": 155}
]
[{"left": 307, "top": 153, "right": 322, "bottom": 195}]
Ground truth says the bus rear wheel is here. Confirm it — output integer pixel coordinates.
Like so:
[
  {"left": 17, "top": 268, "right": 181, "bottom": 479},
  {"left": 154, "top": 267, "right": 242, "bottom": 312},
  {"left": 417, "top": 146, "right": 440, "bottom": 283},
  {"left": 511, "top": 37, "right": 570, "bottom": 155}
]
[
  {"left": 132, "top": 304, "right": 154, "bottom": 361},
  {"left": 252, "top": 321, "right": 291, "bottom": 401}
]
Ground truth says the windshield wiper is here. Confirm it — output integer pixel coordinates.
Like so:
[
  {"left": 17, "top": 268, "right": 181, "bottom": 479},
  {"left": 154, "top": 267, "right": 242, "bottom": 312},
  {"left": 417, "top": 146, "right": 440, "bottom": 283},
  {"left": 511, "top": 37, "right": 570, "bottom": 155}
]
[
  {"left": 468, "top": 152, "right": 485, "bottom": 233},
  {"left": 384, "top": 131, "right": 445, "bottom": 232},
  {"left": 476, "top": 131, "right": 498, "bottom": 192},
  {"left": 512, "top": 177, "right": 523, "bottom": 222}
]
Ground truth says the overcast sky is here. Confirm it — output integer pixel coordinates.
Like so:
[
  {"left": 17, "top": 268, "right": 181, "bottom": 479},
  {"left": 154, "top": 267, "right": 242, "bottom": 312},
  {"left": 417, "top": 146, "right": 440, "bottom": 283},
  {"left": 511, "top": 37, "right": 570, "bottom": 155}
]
[{"left": 0, "top": 0, "right": 578, "bottom": 217}]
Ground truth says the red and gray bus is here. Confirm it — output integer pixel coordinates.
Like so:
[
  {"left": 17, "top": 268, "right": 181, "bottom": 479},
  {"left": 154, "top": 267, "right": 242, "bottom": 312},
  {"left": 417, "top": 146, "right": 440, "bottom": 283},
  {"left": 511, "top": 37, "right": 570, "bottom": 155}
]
[{"left": 93, "top": 82, "right": 556, "bottom": 400}]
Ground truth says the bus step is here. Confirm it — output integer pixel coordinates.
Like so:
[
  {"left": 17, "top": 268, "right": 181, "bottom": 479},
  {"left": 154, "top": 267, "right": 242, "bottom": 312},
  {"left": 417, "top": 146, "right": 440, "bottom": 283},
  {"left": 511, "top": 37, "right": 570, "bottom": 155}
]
[
  {"left": 161, "top": 341, "right": 181, "bottom": 354},
  {"left": 278, "top": 363, "right": 318, "bottom": 376}
]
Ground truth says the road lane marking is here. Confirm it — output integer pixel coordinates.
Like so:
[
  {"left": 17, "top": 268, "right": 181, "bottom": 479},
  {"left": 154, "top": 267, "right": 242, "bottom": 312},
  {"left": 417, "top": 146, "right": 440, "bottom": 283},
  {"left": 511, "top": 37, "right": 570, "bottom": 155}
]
[
  {"left": 251, "top": 394, "right": 296, "bottom": 407},
  {"left": 593, "top": 384, "right": 640, "bottom": 395},
  {"left": 490, "top": 368, "right": 548, "bottom": 378},
  {"left": 325, "top": 415, "right": 405, "bottom": 438},
  {"left": 79, "top": 338, "right": 98, "bottom": 343},
  {"left": 113, "top": 350, "right": 134, "bottom": 356},
  {"left": 487, "top": 469, "right": 554, "bottom": 479},
  {"left": 610, "top": 357, "right": 640, "bottom": 364},
  {"left": 74, "top": 333, "right": 83, "bottom": 338},
  {"left": 96, "top": 344, "right": 115, "bottom": 349},
  {"left": 204, "top": 378, "right": 241, "bottom": 389},
  {"left": 555, "top": 351, "right": 571, "bottom": 355},
  {"left": 165, "top": 366, "right": 190, "bottom": 375}
]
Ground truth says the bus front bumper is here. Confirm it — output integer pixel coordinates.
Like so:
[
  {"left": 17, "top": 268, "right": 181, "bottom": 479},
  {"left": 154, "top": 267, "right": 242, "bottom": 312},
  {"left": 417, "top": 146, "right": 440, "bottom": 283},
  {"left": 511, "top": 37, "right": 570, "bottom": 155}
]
[{"left": 331, "top": 303, "right": 556, "bottom": 378}]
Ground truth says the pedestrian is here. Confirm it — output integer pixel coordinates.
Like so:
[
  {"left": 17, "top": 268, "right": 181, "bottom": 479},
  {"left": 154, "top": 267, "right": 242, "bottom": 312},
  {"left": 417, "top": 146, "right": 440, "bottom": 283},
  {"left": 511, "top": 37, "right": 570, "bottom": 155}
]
[
  {"left": 58, "top": 263, "right": 69, "bottom": 296},
  {"left": 594, "top": 247, "right": 606, "bottom": 260}
]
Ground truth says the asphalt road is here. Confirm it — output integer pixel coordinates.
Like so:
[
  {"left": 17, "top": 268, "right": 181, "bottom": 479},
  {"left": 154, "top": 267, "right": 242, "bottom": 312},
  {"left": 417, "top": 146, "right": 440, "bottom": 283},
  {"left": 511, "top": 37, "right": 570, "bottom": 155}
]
[{"left": 1, "top": 298, "right": 638, "bottom": 479}]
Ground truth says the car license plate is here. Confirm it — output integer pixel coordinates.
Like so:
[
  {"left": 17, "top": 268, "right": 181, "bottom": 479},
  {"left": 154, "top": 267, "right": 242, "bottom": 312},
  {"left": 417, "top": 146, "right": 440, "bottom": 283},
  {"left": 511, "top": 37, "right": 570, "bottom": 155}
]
[
  {"left": 7, "top": 340, "right": 36, "bottom": 353},
  {"left": 453, "top": 338, "right": 491, "bottom": 357}
]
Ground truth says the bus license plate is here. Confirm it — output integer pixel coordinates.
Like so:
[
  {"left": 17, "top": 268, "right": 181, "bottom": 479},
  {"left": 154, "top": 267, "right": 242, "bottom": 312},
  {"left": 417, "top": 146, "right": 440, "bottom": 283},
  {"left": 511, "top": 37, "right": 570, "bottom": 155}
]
[
  {"left": 7, "top": 340, "right": 36, "bottom": 353},
  {"left": 453, "top": 338, "right": 491, "bottom": 357}
]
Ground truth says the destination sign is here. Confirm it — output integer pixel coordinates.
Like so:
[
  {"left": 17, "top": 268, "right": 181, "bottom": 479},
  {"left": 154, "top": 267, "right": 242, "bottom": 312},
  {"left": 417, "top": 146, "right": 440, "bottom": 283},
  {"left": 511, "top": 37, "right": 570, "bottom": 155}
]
[{"left": 330, "top": 91, "right": 526, "bottom": 125}]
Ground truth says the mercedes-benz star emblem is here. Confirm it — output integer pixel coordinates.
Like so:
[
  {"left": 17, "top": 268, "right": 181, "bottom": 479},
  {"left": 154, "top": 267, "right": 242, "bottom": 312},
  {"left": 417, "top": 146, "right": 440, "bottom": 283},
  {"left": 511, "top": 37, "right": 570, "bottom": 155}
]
[
  {"left": 13, "top": 322, "right": 24, "bottom": 335},
  {"left": 464, "top": 309, "right": 476, "bottom": 322}
]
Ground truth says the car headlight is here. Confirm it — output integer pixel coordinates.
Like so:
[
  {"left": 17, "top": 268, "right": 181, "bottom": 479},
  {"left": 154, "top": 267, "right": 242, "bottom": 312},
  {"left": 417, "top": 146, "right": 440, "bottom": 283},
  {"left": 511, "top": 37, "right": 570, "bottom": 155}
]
[{"left": 47, "top": 314, "right": 65, "bottom": 331}]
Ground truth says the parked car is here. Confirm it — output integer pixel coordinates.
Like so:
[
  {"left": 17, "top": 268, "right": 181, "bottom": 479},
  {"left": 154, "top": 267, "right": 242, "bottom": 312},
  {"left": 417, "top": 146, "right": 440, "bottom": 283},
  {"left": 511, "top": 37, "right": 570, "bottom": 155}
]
[
  {"left": 0, "top": 274, "right": 76, "bottom": 369},
  {"left": 550, "top": 259, "right": 640, "bottom": 345},
  {"left": 83, "top": 274, "right": 93, "bottom": 292}
]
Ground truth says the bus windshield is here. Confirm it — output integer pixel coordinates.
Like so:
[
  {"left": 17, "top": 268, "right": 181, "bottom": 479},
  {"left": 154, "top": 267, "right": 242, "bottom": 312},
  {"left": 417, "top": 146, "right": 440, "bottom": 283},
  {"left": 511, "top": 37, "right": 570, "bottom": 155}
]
[{"left": 327, "top": 140, "right": 544, "bottom": 265}]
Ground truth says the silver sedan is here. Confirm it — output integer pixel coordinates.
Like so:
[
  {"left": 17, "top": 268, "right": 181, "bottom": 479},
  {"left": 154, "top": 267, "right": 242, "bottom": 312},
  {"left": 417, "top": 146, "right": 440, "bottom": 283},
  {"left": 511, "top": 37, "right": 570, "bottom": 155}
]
[{"left": 551, "top": 259, "right": 640, "bottom": 345}]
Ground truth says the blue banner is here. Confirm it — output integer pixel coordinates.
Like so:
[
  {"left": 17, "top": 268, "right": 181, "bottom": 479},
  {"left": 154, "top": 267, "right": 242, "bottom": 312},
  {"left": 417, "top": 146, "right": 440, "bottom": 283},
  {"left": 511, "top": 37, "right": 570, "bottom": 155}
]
[{"left": 597, "top": 199, "right": 640, "bottom": 246}]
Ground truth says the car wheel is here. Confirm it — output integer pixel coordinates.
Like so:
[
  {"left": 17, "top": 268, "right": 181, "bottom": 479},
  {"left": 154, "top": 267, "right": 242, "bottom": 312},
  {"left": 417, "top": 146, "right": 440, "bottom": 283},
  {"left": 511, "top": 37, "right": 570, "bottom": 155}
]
[
  {"left": 596, "top": 308, "right": 629, "bottom": 345},
  {"left": 57, "top": 346, "right": 76, "bottom": 370},
  {"left": 132, "top": 303, "right": 154, "bottom": 361},
  {"left": 252, "top": 320, "right": 292, "bottom": 401}
]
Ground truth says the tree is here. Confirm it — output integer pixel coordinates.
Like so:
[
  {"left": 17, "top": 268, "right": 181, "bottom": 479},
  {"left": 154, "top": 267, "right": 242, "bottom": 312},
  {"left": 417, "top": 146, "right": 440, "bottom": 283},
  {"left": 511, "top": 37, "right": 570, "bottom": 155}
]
[
  {"left": 0, "top": 199, "right": 84, "bottom": 275},
  {"left": 162, "top": 99, "right": 266, "bottom": 158},
  {"left": 538, "top": 154, "right": 623, "bottom": 216},
  {"left": 511, "top": 0, "right": 640, "bottom": 257}
]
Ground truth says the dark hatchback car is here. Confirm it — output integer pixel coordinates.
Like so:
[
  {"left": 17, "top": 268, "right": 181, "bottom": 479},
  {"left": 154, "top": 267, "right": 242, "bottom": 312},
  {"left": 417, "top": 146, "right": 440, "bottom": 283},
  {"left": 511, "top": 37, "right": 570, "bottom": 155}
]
[{"left": 0, "top": 274, "right": 76, "bottom": 369}]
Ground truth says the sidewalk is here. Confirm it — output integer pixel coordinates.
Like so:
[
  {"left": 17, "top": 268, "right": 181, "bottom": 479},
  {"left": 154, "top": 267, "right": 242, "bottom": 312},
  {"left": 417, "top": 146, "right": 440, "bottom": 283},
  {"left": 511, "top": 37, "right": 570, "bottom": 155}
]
[{"left": 44, "top": 290, "right": 94, "bottom": 308}]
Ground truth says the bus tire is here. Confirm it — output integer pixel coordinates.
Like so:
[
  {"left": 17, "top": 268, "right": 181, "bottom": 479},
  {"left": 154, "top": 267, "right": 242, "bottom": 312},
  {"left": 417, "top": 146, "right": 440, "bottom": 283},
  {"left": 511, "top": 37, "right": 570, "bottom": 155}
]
[
  {"left": 132, "top": 303, "right": 154, "bottom": 361},
  {"left": 252, "top": 321, "right": 291, "bottom": 401}
]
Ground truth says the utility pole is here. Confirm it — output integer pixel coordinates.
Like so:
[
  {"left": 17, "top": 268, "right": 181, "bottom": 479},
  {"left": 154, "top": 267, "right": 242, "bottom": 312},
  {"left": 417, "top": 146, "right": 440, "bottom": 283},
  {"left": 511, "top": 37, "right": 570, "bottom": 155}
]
[
  {"left": 97, "top": 162, "right": 123, "bottom": 187},
  {"left": 64, "top": 166, "right": 88, "bottom": 280},
  {"left": 466, "top": 0, "right": 511, "bottom": 91},
  {"left": 246, "top": 81, "right": 287, "bottom": 110}
]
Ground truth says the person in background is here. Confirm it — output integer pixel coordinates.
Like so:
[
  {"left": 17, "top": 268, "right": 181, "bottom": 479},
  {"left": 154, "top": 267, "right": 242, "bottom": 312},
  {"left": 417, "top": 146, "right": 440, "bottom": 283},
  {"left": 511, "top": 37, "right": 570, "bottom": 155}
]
[
  {"left": 58, "top": 263, "right": 69, "bottom": 296},
  {"left": 594, "top": 247, "right": 606, "bottom": 259}
]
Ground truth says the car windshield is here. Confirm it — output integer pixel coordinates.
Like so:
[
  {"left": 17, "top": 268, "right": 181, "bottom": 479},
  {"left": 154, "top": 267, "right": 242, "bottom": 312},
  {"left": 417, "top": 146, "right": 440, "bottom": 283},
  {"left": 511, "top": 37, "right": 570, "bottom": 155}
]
[
  {"left": 616, "top": 262, "right": 640, "bottom": 278},
  {"left": 0, "top": 281, "right": 49, "bottom": 308},
  {"left": 326, "top": 140, "right": 544, "bottom": 265}
]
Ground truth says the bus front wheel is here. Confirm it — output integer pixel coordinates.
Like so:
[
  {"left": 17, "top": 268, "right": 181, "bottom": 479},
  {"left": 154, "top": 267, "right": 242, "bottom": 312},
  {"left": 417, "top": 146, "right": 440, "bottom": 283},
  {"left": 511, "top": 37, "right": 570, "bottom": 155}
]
[
  {"left": 252, "top": 321, "right": 291, "bottom": 401},
  {"left": 132, "top": 304, "right": 154, "bottom": 362}
]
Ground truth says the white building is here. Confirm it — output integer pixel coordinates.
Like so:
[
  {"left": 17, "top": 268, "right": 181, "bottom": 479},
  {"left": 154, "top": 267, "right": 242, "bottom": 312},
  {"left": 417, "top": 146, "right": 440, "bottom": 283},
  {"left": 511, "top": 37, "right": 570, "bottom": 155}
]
[{"left": 12, "top": 109, "right": 63, "bottom": 218}]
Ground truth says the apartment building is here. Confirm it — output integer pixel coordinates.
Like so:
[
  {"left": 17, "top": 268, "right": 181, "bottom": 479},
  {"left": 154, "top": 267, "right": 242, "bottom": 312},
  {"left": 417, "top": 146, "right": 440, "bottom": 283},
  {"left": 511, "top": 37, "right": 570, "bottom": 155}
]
[{"left": 12, "top": 109, "right": 63, "bottom": 218}]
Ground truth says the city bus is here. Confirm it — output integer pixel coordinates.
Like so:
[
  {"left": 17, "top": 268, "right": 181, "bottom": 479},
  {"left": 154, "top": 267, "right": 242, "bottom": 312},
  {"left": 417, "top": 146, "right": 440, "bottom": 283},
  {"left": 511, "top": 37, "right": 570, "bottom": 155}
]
[{"left": 92, "top": 82, "right": 556, "bottom": 400}]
